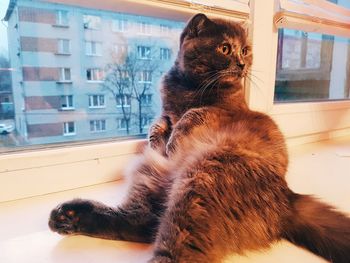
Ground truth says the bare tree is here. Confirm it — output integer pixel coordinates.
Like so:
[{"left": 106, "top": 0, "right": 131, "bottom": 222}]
[{"left": 104, "top": 45, "right": 160, "bottom": 135}]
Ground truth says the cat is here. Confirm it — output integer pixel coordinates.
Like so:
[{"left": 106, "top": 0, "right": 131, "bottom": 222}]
[{"left": 49, "top": 14, "right": 350, "bottom": 263}]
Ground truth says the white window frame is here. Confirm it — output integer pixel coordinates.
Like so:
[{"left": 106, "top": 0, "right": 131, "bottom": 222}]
[
  {"left": 3, "top": 0, "right": 349, "bottom": 204},
  {"left": 160, "top": 24, "right": 171, "bottom": 35},
  {"left": 138, "top": 21, "right": 152, "bottom": 35},
  {"left": 86, "top": 68, "right": 104, "bottom": 82},
  {"left": 138, "top": 70, "right": 152, "bottom": 83},
  {"left": 141, "top": 116, "right": 152, "bottom": 128},
  {"left": 63, "top": 121, "right": 76, "bottom": 136},
  {"left": 141, "top": 94, "right": 152, "bottom": 106},
  {"left": 112, "top": 19, "right": 128, "bottom": 32},
  {"left": 61, "top": 95, "right": 74, "bottom": 110},
  {"left": 117, "top": 118, "right": 129, "bottom": 131},
  {"left": 83, "top": 15, "right": 101, "bottom": 30},
  {"left": 90, "top": 119, "right": 106, "bottom": 133},
  {"left": 116, "top": 94, "right": 131, "bottom": 108},
  {"left": 88, "top": 94, "right": 106, "bottom": 108},
  {"left": 57, "top": 39, "right": 71, "bottom": 55},
  {"left": 248, "top": 0, "right": 350, "bottom": 145},
  {"left": 160, "top": 47, "right": 171, "bottom": 60},
  {"left": 55, "top": 10, "right": 68, "bottom": 27},
  {"left": 85, "top": 41, "right": 102, "bottom": 56},
  {"left": 58, "top": 67, "right": 71, "bottom": 82},
  {"left": 137, "top": 46, "right": 151, "bottom": 59}
]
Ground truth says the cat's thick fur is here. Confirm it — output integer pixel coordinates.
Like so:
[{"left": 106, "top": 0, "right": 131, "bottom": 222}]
[{"left": 49, "top": 14, "right": 350, "bottom": 263}]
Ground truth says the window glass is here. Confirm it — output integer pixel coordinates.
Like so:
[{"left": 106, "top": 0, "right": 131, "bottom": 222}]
[
  {"left": 275, "top": 29, "right": 350, "bottom": 102},
  {"left": 326, "top": 0, "right": 350, "bottom": 8},
  {"left": 0, "top": 0, "right": 185, "bottom": 151}
]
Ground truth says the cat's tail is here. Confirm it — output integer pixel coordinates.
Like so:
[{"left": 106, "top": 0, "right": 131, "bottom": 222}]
[{"left": 283, "top": 193, "right": 350, "bottom": 263}]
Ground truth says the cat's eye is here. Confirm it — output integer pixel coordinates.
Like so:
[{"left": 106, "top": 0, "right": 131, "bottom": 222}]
[
  {"left": 241, "top": 47, "right": 248, "bottom": 56},
  {"left": 220, "top": 43, "right": 232, "bottom": 55}
]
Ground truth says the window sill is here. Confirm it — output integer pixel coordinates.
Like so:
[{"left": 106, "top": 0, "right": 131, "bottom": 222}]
[
  {"left": 52, "top": 24, "right": 69, "bottom": 28},
  {"left": 55, "top": 53, "right": 71, "bottom": 56},
  {"left": 1, "top": 135, "right": 349, "bottom": 263},
  {"left": 56, "top": 81, "right": 73, "bottom": 84},
  {"left": 63, "top": 133, "right": 76, "bottom": 136},
  {"left": 87, "top": 81, "right": 104, "bottom": 83},
  {"left": 88, "top": 106, "right": 106, "bottom": 109}
]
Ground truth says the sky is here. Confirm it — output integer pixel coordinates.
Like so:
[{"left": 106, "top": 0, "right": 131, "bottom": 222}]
[{"left": 0, "top": 0, "right": 10, "bottom": 58}]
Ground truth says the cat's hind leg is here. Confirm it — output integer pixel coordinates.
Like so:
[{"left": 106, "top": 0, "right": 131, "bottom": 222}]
[
  {"left": 49, "top": 148, "right": 172, "bottom": 243},
  {"left": 148, "top": 157, "right": 230, "bottom": 263}
]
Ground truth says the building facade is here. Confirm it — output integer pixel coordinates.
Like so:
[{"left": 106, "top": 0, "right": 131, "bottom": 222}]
[{"left": 4, "top": 0, "right": 184, "bottom": 145}]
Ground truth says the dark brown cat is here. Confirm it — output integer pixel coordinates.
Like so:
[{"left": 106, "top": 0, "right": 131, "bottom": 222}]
[{"left": 49, "top": 14, "right": 350, "bottom": 263}]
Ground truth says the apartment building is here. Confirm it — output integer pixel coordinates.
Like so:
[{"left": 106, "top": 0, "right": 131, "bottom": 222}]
[{"left": 4, "top": 0, "right": 184, "bottom": 145}]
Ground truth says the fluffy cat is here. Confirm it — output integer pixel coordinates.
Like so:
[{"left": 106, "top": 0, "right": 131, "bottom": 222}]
[{"left": 49, "top": 14, "right": 350, "bottom": 263}]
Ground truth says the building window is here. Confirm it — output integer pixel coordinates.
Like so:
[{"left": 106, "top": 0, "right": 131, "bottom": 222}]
[
  {"left": 56, "top": 10, "right": 68, "bottom": 26},
  {"left": 138, "top": 21, "right": 152, "bottom": 35},
  {"left": 114, "top": 44, "right": 128, "bottom": 55},
  {"left": 83, "top": 15, "right": 101, "bottom": 30},
  {"left": 88, "top": 95, "right": 105, "bottom": 108},
  {"left": 117, "top": 118, "right": 129, "bottom": 130},
  {"left": 160, "top": 24, "right": 171, "bottom": 35},
  {"left": 141, "top": 116, "right": 153, "bottom": 128},
  {"left": 90, "top": 119, "right": 106, "bottom": 132},
  {"left": 137, "top": 46, "right": 151, "bottom": 59},
  {"left": 61, "top": 95, "right": 74, "bottom": 110},
  {"left": 141, "top": 94, "right": 152, "bottom": 106},
  {"left": 275, "top": 29, "right": 350, "bottom": 102},
  {"left": 57, "top": 39, "right": 70, "bottom": 54},
  {"left": 112, "top": 19, "right": 128, "bottom": 32},
  {"left": 86, "top": 68, "right": 104, "bottom": 81},
  {"left": 63, "top": 122, "right": 75, "bottom": 136},
  {"left": 116, "top": 94, "right": 131, "bottom": 107},
  {"left": 160, "top": 48, "right": 171, "bottom": 60},
  {"left": 59, "top": 68, "right": 71, "bottom": 82},
  {"left": 139, "top": 71, "right": 152, "bottom": 83},
  {"left": 85, "top": 41, "right": 102, "bottom": 56}
]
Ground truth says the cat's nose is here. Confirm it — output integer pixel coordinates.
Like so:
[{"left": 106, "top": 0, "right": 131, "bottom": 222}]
[{"left": 237, "top": 62, "right": 245, "bottom": 70}]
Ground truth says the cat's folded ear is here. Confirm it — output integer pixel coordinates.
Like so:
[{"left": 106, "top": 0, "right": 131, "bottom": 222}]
[{"left": 180, "top": 13, "right": 212, "bottom": 44}]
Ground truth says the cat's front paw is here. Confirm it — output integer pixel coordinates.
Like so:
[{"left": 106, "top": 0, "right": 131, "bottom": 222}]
[{"left": 48, "top": 199, "right": 93, "bottom": 235}]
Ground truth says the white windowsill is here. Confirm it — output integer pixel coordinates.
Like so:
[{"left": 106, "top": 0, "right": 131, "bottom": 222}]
[{"left": 1, "top": 136, "right": 349, "bottom": 263}]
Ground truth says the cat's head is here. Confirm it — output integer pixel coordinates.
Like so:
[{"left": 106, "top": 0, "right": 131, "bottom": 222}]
[{"left": 178, "top": 13, "right": 252, "bottom": 88}]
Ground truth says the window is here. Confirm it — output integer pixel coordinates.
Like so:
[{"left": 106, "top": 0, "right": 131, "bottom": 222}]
[
  {"left": 88, "top": 95, "right": 105, "bottom": 108},
  {"left": 141, "top": 94, "right": 152, "bottom": 106},
  {"left": 2, "top": 0, "right": 252, "bottom": 152},
  {"left": 141, "top": 116, "right": 153, "bottom": 128},
  {"left": 90, "top": 119, "right": 106, "bottom": 132},
  {"left": 137, "top": 46, "right": 151, "bottom": 59},
  {"left": 57, "top": 39, "right": 70, "bottom": 54},
  {"left": 116, "top": 94, "right": 131, "bottom": 107},
  {"left": 86, "top": 68, "right": 104, "bottom": 81},
  {"left": 83, "top": 15, "right": 101, "bottom": 30},
  {"left": 139, "top": 71, "right": 152, "bottom": 83},
  {"left": 117, "top": 118, "right": 129, "bottom": 130},
  {"left": 114, "top": 44, "right": 128, "bottom": 55},
  {"left": 63, "top": 122, "right": 75, "bottom": 136},
  {"left": 61, "top": 95, "right": 74, "bottom": 110},
  {"left": 160, "top": 24, "right": 171, "bottom": 35},
  {"left": 85, "top": 41, "right": 102, "bottom": 56},
  {"left": 275, "top": 29, "right": 350, "bottom": 102},
  {"left": 59, "top": 68, "right": 71, "bottom": 82},
  {"left": 55, "top": 10, "right": 68, "bottom": 26},
  {"left": 160, "top": 48, "right": 171, "bottom": 60},
  {"left": 112, "top": 19, "right": 128, "bottom": 32},
  {"left": 138, "top": 21, "right": 152, "bottom": 34}
]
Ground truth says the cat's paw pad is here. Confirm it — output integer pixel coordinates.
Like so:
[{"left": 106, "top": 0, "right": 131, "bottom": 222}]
[{"left": 48, "top": 199, "right": 92, "bottom": 235}]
